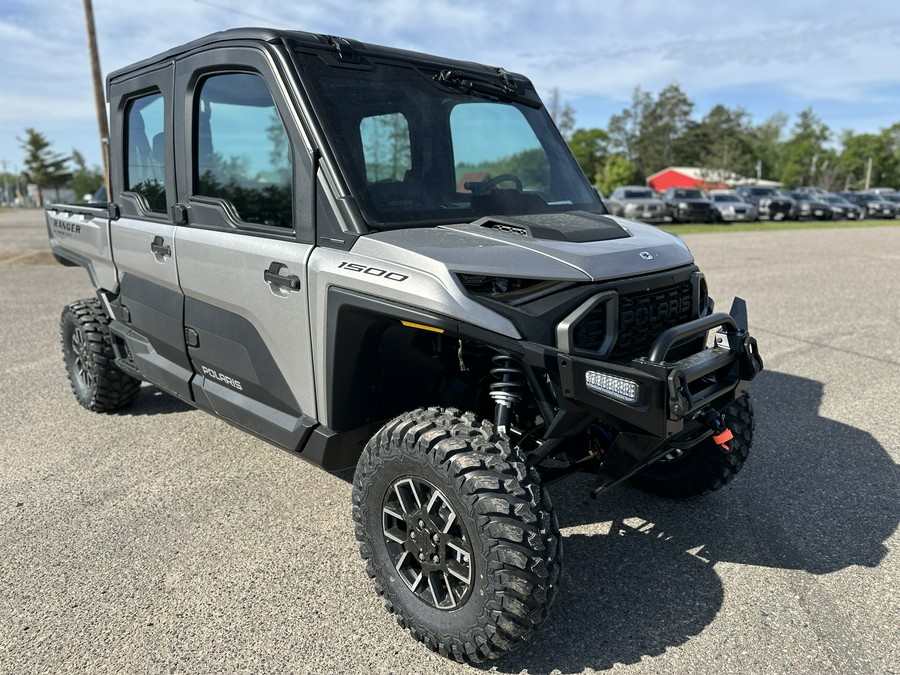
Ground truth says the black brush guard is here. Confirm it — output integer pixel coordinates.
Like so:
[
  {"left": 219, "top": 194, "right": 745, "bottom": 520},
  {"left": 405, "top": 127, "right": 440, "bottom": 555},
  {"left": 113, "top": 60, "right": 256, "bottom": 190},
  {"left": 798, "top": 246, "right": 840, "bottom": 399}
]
[{"left": 556, "top": 298, "right": 763, "bottom": 495}]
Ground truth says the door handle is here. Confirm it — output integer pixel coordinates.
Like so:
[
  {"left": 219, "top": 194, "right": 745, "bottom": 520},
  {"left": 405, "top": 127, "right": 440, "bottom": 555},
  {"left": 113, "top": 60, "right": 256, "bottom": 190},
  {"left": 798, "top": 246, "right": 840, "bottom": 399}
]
[
  {"left": 264, "top": 262, "right": 301, "bottom": 290},
  {"left": 151, "top": 236, "right": 171, "bottom": 257}
]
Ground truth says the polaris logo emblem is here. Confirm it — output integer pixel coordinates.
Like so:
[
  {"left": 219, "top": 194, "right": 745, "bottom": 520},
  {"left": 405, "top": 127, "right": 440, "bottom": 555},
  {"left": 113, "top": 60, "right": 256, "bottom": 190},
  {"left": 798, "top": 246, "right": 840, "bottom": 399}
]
[
  {"left": 200, "top": 365, "right": 243, "bottom": 391},
  {"left": 639, "top": 251, "right": 654, "bottom": 260},
  {"left": 621, "top": 296, "right": 692, "bottom": 329}
]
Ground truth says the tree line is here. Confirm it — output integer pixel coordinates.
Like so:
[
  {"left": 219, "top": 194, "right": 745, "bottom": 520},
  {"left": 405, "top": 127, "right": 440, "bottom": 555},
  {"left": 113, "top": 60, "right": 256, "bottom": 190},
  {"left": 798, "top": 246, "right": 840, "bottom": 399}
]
[
  {"left": 2, "top": 129, "right": 104, "bottom": 206},
  {"left": 9, "top": 86, "right": 899, "bottom": 207},
  {"left": 556, "top": 84, "right": 900, "bottom": 194}
]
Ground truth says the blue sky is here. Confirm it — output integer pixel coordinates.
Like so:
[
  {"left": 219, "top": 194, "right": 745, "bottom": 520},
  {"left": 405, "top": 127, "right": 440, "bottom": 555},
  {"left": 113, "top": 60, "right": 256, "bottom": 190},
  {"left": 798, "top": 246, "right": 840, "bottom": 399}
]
[{"left": 1, "top": 0, "right": 899, "bottom": 173}]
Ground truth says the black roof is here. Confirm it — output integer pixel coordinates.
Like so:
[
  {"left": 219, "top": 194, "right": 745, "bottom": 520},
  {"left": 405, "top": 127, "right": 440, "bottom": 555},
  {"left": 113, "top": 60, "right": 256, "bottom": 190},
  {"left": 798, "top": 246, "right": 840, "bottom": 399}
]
[{"left": 107, "top": 27, "right": 529, "bottom": 87}]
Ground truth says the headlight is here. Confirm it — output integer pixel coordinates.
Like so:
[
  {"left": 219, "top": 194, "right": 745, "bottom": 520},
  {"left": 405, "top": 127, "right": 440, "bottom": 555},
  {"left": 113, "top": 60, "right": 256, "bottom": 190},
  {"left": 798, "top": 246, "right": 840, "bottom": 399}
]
[
  {"left": 457, "top": 274, "right": 571, "bottom": 304},
  {"left": 678, "top": 201, "right": 688, "bottom": 209},
  {"left": 585, "top": 371, "right": 639, "bottom": 403}
]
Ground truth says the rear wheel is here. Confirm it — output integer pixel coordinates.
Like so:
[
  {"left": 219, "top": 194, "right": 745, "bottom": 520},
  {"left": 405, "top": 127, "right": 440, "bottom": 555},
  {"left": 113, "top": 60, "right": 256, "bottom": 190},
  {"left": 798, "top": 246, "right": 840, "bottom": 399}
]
[
  {"left": 631, "top": 395, "right": 753, "bottom": 498},
  {"left": 61, "top": 299, "right": 140, "bottom": 412},
  {"left": 352, "top": 408, "right": 561, "bottom": 663}
]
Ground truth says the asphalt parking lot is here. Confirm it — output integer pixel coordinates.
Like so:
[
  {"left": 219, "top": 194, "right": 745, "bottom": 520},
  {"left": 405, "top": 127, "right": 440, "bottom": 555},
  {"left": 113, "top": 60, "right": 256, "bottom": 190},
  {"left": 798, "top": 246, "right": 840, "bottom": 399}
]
[{"left": 0, "top": 208, "right": 897, "bottom": 674}]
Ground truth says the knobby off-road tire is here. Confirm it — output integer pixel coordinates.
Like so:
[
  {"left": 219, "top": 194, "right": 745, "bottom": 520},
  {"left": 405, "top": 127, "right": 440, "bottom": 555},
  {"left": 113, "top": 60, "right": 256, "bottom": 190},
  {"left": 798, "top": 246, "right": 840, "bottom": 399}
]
[
  {"left": 631, "top": 395, "right": 754, "bottom": 498},
  {"left": 352, "top": 408, "right": 561, "bottom": 663},
  {"left": 60, "top": 298, "right": 141, "bottom": 412}
]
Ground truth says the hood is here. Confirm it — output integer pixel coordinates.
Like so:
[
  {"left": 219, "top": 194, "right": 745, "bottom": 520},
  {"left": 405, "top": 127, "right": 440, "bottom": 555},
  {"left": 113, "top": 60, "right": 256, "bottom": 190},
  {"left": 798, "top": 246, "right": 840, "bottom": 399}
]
[
  {"left": 357, "top": 212, "right": 694, "bottom": 284},
  {"left": 620, "top": 197, "right": 665, "bottom": 206}
]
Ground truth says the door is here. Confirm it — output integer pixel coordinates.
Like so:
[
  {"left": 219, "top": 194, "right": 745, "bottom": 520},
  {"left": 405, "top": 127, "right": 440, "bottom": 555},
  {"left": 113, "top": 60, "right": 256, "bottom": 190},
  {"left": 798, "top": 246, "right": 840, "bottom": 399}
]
[
  {"left": 172, "top": 47, "right": 318, "bottom": 449},
  {"left": 108, "top": 66, "right": 193, "bottom": 400}
]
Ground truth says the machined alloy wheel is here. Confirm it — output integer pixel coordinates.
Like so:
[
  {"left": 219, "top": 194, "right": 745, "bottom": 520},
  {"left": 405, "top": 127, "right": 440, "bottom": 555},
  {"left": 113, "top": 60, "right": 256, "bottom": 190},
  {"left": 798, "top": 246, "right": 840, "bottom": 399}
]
[
  {"left": 382, "top": 476, "right": 473, "bottom": 610},
  {"left": 70, "top": 325, "right": 95, "bottom": 391}
]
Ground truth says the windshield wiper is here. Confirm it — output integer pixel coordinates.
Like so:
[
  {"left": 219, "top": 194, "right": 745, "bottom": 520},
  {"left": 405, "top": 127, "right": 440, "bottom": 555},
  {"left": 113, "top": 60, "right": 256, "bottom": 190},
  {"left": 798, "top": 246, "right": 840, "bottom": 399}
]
[{"left": 434, "top": 69, "right": 542, "bottom": 109}]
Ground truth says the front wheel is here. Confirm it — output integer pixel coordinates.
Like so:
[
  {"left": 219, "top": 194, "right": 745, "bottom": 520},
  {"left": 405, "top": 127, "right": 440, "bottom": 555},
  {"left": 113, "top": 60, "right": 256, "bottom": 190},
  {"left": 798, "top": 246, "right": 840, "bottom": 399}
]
[
  {"left": 352, "top": 408, "right": 561, "bottom": 663},
  {"left": 631, "top": 395, "right": 754, "bottom": 498}
]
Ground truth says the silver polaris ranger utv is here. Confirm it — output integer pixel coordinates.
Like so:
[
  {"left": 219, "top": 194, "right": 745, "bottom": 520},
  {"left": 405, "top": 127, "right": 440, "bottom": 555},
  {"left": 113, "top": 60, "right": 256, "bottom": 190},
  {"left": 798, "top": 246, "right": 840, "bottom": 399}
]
[{"left": 46, "top": 29, "right": 763, "bottom": 663}]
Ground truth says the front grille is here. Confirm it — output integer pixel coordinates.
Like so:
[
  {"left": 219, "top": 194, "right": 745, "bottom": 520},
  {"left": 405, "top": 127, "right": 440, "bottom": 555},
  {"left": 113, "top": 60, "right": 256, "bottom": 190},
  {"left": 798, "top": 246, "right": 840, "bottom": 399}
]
[{"left": 572, "top": 281, "right": 694, "bottom": 361}]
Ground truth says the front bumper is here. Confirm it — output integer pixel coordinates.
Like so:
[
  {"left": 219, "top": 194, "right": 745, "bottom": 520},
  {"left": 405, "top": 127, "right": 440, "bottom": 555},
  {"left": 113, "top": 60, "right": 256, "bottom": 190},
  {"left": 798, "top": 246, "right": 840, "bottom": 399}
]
[
  {"left": 623, "top": 203, "right": 667, "bottom": 223},
  {"left": 867, "top": 205, "right": 897, "bottom": 218},
  {"left": 716, "top": 207, "right": 756, "bottom": 222},
  {"left": 556, "top": 298, "right": 762, "bottom": 440}
]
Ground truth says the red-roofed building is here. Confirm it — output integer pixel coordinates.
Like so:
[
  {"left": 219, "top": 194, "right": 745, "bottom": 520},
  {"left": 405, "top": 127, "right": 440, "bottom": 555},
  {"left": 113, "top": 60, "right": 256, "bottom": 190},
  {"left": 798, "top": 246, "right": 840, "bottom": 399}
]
[{"left": 646, "top": 166, "right": 781, "bottom": 192}]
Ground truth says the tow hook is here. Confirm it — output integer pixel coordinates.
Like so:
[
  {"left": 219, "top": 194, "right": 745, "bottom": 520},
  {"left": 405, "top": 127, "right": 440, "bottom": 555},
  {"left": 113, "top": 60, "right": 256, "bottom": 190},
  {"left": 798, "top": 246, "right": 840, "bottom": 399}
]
[{"left": 699, "top": 408, "right": 733, "bottom": 453}]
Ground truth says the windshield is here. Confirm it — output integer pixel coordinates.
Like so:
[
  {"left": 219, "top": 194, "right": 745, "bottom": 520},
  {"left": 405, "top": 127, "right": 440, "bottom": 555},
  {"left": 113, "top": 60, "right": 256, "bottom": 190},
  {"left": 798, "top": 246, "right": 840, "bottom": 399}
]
[
  {"left": 713, "top": 194, "right": 740, "bottom": 202},
  {"left": 295, "top": 50, "right": 600, "bottom": 229},
  {"left": 672, "top": 189, "right": 705, "bottom": 199},
  {"left": 749, "top": 188, "right": 775, "bottom": 196},
  {"left": 622, "top": 189, "right": 654, "bottom": 199}
]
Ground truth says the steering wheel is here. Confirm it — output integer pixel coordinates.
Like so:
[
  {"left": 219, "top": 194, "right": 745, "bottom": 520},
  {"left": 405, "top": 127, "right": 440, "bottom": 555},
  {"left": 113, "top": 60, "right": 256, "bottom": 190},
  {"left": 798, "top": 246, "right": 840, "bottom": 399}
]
[{"left": 464, "top": 173, "right": 524, "bottom": 196}]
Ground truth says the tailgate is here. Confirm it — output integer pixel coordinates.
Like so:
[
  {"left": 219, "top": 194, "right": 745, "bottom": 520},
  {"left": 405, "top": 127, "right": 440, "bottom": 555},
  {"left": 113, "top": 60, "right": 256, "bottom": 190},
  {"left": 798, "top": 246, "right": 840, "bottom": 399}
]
[{"left": 46, "top": 204, "right": 118, "bottom": 291}]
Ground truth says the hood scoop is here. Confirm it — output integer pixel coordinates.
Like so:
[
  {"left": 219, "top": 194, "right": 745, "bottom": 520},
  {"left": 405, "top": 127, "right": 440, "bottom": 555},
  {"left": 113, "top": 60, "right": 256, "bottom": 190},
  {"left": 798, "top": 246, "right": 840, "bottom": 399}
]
[{"left": 474, "top": 211, "right": 630, "bottom": 243}]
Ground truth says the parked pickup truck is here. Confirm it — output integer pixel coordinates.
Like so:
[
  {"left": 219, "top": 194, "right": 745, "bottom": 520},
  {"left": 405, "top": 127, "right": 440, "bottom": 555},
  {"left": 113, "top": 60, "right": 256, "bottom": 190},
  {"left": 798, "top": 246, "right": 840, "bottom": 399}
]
[{"left": 47, "top": 28, "right": 762, "bottom": 664}]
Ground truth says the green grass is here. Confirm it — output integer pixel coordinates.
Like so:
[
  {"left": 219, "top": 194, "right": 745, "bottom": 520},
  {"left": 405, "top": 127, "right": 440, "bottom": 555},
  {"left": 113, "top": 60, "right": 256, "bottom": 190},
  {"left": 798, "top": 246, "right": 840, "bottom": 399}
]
[{"left": 661, "top": 219, "right": 900, "bottom": 235}]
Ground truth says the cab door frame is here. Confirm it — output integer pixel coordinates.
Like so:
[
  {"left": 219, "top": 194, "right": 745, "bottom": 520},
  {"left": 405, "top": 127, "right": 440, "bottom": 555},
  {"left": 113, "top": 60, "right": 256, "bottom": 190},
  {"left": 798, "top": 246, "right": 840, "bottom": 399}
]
[
  {"left": 171, "top": 43, "right": 319, "bottom": 450},
  {"left": 107, "top": 63, "right": 194, "bottom": 401}
]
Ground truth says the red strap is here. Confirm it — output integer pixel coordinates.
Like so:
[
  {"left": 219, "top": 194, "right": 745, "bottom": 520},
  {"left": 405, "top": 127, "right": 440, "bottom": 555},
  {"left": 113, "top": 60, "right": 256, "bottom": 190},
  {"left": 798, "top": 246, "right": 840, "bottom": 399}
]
[{"left": 712, "top": 428, "right": 733, "bottom": 449}]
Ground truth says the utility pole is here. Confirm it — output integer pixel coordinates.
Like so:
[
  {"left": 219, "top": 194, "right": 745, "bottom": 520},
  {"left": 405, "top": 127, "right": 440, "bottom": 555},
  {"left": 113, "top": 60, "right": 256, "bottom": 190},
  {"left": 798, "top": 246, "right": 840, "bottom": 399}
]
[
  {"left": 865, "top": 156, "right": 873, "bottom": 190},
  {"left": 1, "top": 160, "right": 9, "bottom": 205},
  {"left": 82, "top": 0, "right": 110, "bottom": 194}
]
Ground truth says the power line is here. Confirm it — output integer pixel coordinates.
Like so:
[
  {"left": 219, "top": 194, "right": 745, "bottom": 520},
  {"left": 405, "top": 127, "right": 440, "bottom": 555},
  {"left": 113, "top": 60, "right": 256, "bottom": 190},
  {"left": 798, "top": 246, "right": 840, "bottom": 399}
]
[{"left": 193, "top": 0, "right": 288, "bottom": 27}]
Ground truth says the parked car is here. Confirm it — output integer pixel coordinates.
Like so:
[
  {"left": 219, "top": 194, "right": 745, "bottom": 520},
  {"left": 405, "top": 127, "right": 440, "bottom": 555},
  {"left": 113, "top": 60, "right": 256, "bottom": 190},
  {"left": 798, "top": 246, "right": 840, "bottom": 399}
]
[
  {"left": 708, "top": 191, "right": 758, "bottom": 222},
  {"left": 840, "top": 192, "right": 898, "bottom": 219},
  {"left": 660, "top": 187, "right": 714, "bottom": 223},
  {"left": 787, "top": 191, "right": 833, "bottom": 220},
  {"left": 876, "top": 192, "right": 900, "bottom": 217},
  {"left": 605, "top": 185, "right": 667, "bottom": 224},
  {"left": 735, "top": 185, "right": 796, "bottom": 221},
  {"left": 798, "top": 186, "right": 831, "bottom": 197},
  {"left": 821, "top": 194, "right": 864, "bottom": 220}
]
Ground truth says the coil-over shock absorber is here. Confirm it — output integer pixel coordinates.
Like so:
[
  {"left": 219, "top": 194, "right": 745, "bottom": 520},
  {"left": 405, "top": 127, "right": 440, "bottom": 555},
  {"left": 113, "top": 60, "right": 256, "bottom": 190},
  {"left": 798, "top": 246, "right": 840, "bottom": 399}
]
[{"left": 489, "top": 354, "right": 525, "bottom": 434}]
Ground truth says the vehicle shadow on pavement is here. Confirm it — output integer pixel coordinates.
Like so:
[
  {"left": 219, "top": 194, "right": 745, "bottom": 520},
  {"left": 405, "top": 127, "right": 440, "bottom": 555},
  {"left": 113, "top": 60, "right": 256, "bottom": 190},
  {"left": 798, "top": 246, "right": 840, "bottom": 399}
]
[
  {"left": 117, "top": 385, "right": 195, "bottom": 416},
  {"left": 490, "top": 369, "right": 898, "bottom": 674}
]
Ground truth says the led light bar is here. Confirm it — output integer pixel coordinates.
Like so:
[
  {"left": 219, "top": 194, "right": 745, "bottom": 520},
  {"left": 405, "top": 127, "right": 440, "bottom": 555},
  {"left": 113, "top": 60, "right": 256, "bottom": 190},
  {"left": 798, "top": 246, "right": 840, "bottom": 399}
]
[{"left": 585, "top": 371, "right": 639, "bottom": 403}]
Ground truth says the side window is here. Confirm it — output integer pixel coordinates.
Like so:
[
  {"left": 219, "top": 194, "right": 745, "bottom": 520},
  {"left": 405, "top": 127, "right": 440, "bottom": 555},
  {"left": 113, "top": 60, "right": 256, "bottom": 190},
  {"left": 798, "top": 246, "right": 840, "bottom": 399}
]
[
  {"left": 125, "top": 93, "right": 166, "bottom": 213},
  {"left": 194, "top": 72, "right": 292, "bottom": 229},
  {"left": 360, "top": 113, "right": 411, "bottom": 183},
  {"left": 450, "top": 103, "right": 549, "bottom": 193}
]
